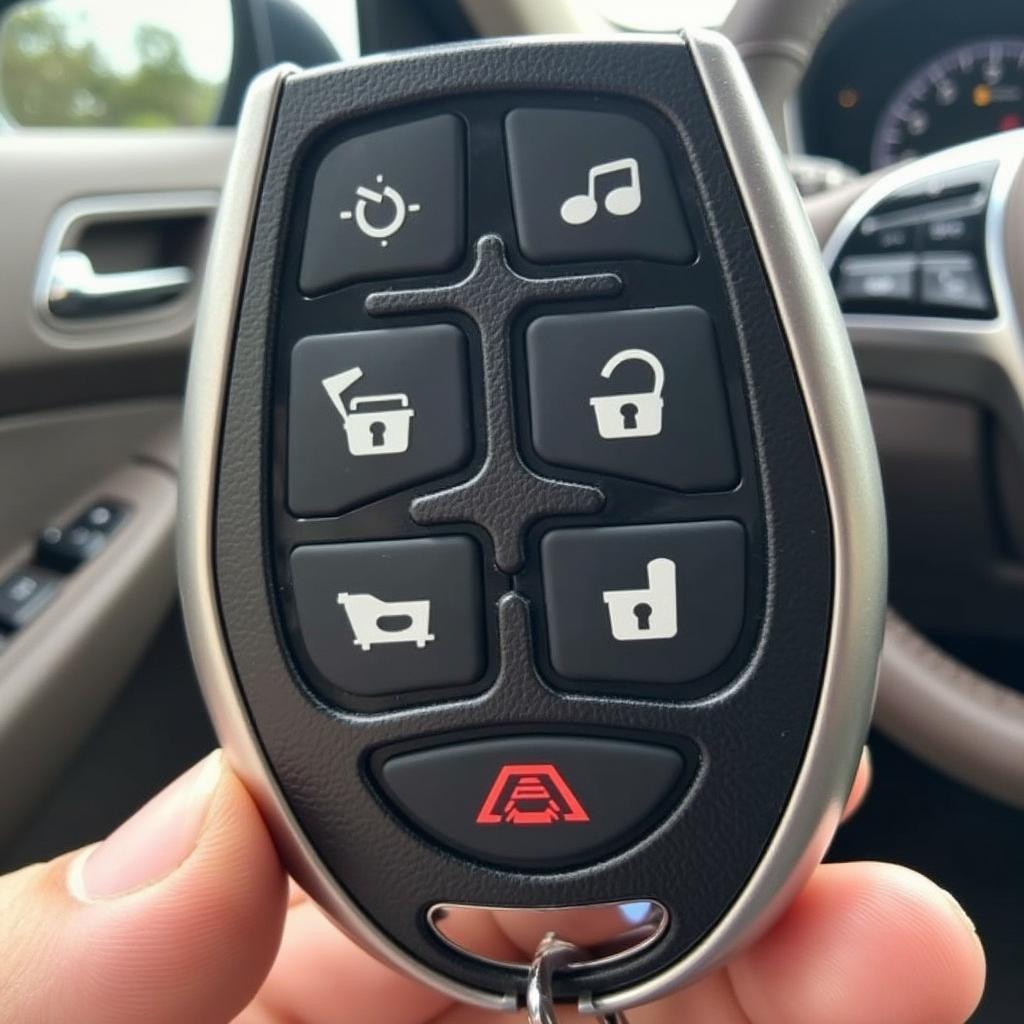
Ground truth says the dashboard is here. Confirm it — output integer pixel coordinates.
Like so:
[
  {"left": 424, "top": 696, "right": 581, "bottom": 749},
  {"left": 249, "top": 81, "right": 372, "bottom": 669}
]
[{"left": 800, "top": 0, "right": 1024, "bottom": 172}]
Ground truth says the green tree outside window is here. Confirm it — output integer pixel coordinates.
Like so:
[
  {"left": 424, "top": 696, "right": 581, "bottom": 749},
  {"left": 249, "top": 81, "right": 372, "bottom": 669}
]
[{"left": 0, "top": 1, "right": 230, "bottom": 128}]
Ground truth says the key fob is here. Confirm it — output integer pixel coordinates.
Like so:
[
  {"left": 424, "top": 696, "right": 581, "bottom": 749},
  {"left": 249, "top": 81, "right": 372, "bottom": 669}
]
[{"left": 179, "top": 31, "right": 886, "bottom": 1016}]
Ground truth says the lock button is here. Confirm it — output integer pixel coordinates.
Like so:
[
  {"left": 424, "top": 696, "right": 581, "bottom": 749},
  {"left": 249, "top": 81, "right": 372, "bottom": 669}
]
[
  {"left": 541, "top": 521, "right": 746, "bottom": 688},
  {"left": 526, "top": 306, "right": 737, "bottom": 493}
]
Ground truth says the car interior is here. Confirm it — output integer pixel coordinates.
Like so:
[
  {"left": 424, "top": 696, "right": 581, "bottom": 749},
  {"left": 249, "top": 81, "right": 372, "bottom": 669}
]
[{"left": 0, "top": 0, "right": 1021, "bottom": 1019}]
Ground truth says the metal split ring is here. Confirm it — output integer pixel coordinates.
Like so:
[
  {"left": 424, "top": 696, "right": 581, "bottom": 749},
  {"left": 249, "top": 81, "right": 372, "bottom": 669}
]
[{"left": 525, "top": 933, "right": 629, "bottom": 1024}]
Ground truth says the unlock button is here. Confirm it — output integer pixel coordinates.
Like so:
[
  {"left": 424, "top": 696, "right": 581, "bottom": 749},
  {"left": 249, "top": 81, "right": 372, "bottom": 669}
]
[{"left": 527, "top": 306, "right": 737, "bottom": 493}]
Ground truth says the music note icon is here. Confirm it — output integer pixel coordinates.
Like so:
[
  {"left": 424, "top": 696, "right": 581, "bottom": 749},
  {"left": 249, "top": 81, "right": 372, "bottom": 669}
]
[{"left": 559, "top": 157, "right": 643, "bottom": 226}]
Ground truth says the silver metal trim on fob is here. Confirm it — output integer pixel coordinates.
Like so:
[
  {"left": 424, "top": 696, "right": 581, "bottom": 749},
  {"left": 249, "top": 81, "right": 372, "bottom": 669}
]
[
  {"left": 821, "top": 130, "right": 1024, "bottom": 460},
  {"left": 179, "top": 30, "right": 887, "bottom": 1015}
]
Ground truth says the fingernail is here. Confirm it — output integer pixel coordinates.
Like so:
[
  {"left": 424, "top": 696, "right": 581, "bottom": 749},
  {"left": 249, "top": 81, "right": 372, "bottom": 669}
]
[
  {"left": 940, "top": 886, "right": 978, "bottom": 935},
  {"left": 70, "top": 751, "right": 222, "bottom": 901}
]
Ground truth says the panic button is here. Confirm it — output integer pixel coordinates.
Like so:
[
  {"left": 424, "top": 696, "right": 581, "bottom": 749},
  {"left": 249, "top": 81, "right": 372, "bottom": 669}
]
[{"left": 379, "top": 736, "right": 686, "bottom": 869}]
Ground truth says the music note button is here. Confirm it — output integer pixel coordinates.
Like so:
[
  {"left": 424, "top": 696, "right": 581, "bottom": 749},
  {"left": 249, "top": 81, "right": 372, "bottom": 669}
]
[
  {"left": 505, "top": 108, "right": 694, "bottom": 265},
  {"left": 560, "top": 157, "right": 643, "bottom": 226}
]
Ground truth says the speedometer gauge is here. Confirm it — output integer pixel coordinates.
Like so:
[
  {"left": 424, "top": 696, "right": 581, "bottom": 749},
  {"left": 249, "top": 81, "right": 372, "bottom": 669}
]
[{"left": 872, "top": 38, "right": 1024, "bottom": 169}]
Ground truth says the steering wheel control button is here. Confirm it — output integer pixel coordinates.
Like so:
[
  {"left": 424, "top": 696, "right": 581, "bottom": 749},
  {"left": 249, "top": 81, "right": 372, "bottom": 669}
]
[
  {"left": 504, "top": 108, "right": 694, "bottom": 265},
  {"left": 0, "top": 568, "right": 59, "bottom": 631},
  {"left": 299, "top": 114, "right": 465, "bottom": 293},
  {"left": 378, "top": 736, "right": 686, "bottom": 869},
  {"left": 836, "top": 254, "right": 918, "bottom": 306},
  {"left": 541, "top": 521, "right": 745, "bottom": 687},
  {"left": 833, "top": 162, "right": 998, "bottom": 316},
  {"left": 290, "top": 537, "right": 485, "bottom": 697},
  {"left": 919, "top": 212, "right": 985, "bottom": 252},
  {"left": 844, "top": 220, "right": 915, "bottom": 257},
  {"left": 526, "top": 306, "right": 737, "bottom": 491},
  {"left": 919, "top": 253, "right": 991, "bottom": 312},
  {"left": 288, "top": 325, "right": 473, "bottom": 516}
]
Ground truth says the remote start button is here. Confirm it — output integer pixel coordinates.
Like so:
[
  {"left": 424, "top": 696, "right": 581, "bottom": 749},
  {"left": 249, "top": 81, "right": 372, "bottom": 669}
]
[
  {"left": 288, "top": 324, "right": 473, "bottom": 516},
  {"left": 541, "top": 521, "right": 745, "bottom": 687},
  {"left": 379, "top": 735, "right": 686, "bottom": 869},
  {"left": 526, "top": 306, "right": 737, "bottom": 492},
  {"left": 504, "top": 108, "right": 694, "bottom": 264},
  {"left": 300, "top": 114, "right": 465, "bottom": 293},
  {"left": 290, "top": 537, "right": 485, "bottom": 697}
]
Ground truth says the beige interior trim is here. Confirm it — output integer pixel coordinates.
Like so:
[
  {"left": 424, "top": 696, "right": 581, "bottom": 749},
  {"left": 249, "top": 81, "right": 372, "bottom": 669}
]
[
  {"left": 0, "top": 402, "right": 181, "bottom": 843},
  {"left": 722, "top": 0, "right": 849, "bottom": 148},
  {"left": 0, "top": 131, "right": 232, "bottom": 380},
  {"left": 458, "top": 0, "right": 614, "bottom": 38}
]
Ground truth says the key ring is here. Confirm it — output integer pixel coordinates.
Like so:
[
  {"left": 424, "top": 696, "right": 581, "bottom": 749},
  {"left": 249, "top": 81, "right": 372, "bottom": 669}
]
[{"left": 526, "top": 933, "right": 629, "bottom": 1024}]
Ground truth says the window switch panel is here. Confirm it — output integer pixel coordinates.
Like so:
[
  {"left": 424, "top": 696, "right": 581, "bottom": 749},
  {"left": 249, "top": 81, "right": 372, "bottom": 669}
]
[
  {"left": 0, "top": 568, "right": 59, "bottom": 631},
  {"left": 37, "top": 501, "right": 126, "bottom": 572}
]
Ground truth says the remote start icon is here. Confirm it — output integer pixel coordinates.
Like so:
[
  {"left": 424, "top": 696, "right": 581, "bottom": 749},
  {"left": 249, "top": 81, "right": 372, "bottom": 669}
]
[
  {"left": 475, "top": 764, "right": 590, "bottom": 826},
  {"left": 339, "top": 174, "right": 421, "bottom": 246}
]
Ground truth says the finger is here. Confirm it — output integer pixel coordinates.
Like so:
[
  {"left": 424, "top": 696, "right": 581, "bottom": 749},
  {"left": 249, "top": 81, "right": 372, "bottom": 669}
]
[
  {"left": 841, "top": 748, "right": 872, "bottom": 822},
  {"left": 243, "top": 897, "right": 454, "bottom": 1024},
  {"left": 436, "top": 746, "right": 875, "bottom": 1022},
  {"left": 430, "top": 907, "right": 529, "bottom": 964},
  {"left": 0, "top": 751, "right": 287, "bottom": 1024},
  {"left": 727, "top": 861, "right": 985, "bottom": 1024},
  {"left": 480, "top": 903, "right": 645, "bottom": 961}
]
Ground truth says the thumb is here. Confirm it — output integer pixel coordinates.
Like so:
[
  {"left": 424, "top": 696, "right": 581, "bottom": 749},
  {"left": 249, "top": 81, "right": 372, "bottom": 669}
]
[{"left": 0, "top": 751, "right": 287, "bottom": 1024}]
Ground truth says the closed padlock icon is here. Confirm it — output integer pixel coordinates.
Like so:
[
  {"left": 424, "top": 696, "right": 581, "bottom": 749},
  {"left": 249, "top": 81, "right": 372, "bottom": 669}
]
[
  {"left": 588, "top": 348, "right": 665, "bottom": 439},
  {"left": 603, "top": 557, "right": 678, "bottom": 641}
]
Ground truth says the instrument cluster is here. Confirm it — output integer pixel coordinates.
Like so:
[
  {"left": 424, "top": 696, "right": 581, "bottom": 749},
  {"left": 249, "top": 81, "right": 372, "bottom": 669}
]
[{"left": 800, "top": 0, "right": 1024, "bottom": 172}]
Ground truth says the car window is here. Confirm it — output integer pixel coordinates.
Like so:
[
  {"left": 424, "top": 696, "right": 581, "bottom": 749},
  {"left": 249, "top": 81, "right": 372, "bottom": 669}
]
[{"left": 0, "top": 0, "right": 233, "bottom": 128}]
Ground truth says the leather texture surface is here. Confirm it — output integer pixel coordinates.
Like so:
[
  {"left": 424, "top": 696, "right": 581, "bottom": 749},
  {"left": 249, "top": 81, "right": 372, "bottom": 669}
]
[
  {"left": 213, "top": 38, "right": 834, "bottom": 1000},
  {"left": 367, "top": 235, "right": 612, "bottom": 573}
]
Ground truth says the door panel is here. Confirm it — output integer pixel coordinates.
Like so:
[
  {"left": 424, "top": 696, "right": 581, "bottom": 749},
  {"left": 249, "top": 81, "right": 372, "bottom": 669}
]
[
  {"left": 0, "top": 131, "right": 231, "bottom": 841},
  {"left": 0, "top": 131, "right": 232, "bottom": 413}
]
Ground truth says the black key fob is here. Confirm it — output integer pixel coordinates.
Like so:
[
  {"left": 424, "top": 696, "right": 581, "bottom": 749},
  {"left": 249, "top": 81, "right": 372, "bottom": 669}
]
[{"left": 179, "top": 30, "right": 886, "bottom": 1017}]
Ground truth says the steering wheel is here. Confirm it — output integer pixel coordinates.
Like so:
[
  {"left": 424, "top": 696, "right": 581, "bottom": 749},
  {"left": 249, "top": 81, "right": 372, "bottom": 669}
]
[{"left": 724, "top": 0, "right": 1024, "bottom": 808}]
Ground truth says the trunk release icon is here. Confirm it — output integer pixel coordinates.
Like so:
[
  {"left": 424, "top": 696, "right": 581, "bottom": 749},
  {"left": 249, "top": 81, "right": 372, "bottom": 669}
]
[{"left": 321, "top": 367, "right": 414, "bottom": 456}]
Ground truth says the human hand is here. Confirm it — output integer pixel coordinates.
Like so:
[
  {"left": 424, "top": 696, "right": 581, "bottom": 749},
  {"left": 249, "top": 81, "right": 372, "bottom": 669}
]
[{"left": 0, "top": 750, "right": 985, "bottom": 1023}]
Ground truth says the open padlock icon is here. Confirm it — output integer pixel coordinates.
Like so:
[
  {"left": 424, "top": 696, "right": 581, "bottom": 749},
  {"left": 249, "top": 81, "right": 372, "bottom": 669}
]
[{"left": 588, "top": 348, "right": 665, "bottom": 439}]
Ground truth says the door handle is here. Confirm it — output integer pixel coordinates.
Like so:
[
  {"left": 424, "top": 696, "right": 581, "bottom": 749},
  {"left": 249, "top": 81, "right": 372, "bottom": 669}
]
[{"left": 47, "top": 250, "right": 193, "bottom": 318}]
